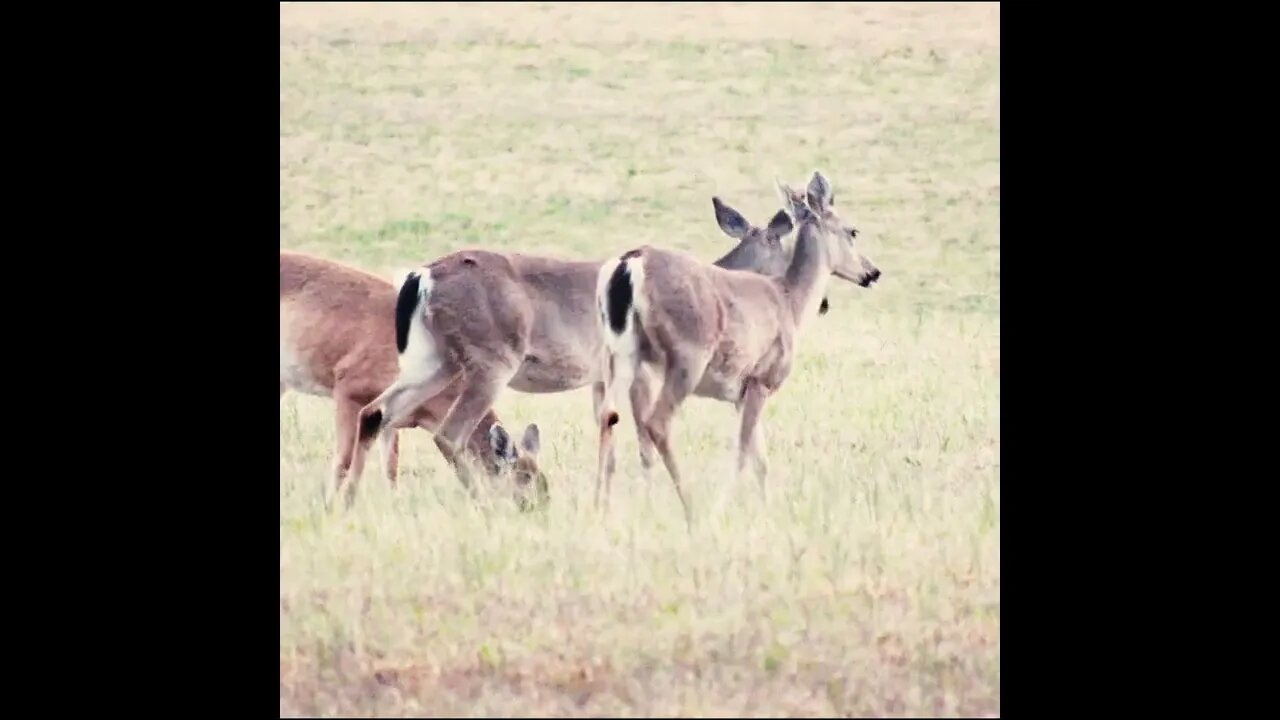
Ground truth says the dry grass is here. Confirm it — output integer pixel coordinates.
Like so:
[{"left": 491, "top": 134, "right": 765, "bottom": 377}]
[{"left": 280, "top": 2, "right": 999, "bottom": 716}]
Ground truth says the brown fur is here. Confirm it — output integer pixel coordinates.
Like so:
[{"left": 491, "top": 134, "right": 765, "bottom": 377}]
[
  {"left": 280, "top": 250, "right": 539, "bottom": 506},
  {"left": 353, "top": 195, "right": 803, "bottom": 495},
  {"left": 594, "top": 172, "right": 881, "bottom": 521}
]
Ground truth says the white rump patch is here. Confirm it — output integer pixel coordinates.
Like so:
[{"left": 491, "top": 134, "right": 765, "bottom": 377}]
[
  {"left": 596, "top": 255, "right": 647, "bottom": 356},
  {"left": 398, "top": 268, "right": 444, "bottom": 382},
  {"left": 595, "top": 254, "right": 647, "bottom": 416}
]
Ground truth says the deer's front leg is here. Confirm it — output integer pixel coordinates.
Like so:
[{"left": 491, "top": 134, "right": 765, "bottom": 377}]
[
  {"left": 737, "top": 379, "right": 771, "bottom": 500},
  {"left": 331, "top": 389, "right": 374, "bottom": 510}
]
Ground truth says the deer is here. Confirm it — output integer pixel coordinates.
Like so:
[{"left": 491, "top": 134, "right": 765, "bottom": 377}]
[
  {"left": 593, "top": 171, "right": 882, "bottom": 523},
  {"left": 349, "top": 193, "right": 809, "bottom": 496},
  {"left": 280, "top": 250, "right": 547, "bottom": 509}
]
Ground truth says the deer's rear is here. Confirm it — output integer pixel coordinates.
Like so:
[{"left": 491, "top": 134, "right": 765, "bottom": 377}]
[{"left": 595, "top": 249, "right": 648, "bottom": 429}]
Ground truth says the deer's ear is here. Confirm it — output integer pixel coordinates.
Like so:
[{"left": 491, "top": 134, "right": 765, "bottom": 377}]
[
  {"left": 765, "top": 209, "right": 793, "bottom": 240},
  {"left": 806, "top": 171, "right": 833, "bottom": 214},
  {"left": 712, "top": 197, "right": 750, "bottom": 239},
  {"left": 520, "top": 423, "right": 541, "bottom": 456},
  {"left": 488, "top": 423, "right": 517, "bottom": 462},
  {"left": 775, "top": 178, "right": 806, "bottom": 220}
]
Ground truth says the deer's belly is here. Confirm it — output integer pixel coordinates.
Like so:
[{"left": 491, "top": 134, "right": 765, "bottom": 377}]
[
  {"left": 280, "top": 339, "right": 330, "bottom": 397},
  {"left": 508, "top": 351, "right": 598, "bottom": 394}
]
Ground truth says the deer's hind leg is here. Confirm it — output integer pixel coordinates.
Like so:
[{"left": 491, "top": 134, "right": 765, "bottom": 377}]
[
  {"left": 378, "top": 430, "right": 400, "bottom": 488},
  {"left": 433, "top": 365, "right": 519, "bottom": 495},
  {"left": 639, "top": 352, "right": 710, "bottom": 526},
  {"left": 736, "top": 379, "right": 772, "bottom": 500},
  {"left": 591, "top": 381, "right": 617, "bottom": 479},
  {"left": 349, "top": 358, "right": 463, "bottom": 499},
  {"left": 630, "top": 366, "right": 659, "bottom": 482},
  {"left": 330, "top": 390, "right": 375, "bottom": 509}
]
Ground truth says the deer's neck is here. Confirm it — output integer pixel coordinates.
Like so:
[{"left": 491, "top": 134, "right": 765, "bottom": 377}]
[
  {"left": 782, "top": 222, "right": 832, "bottom": 327},
  {"left": 711, "top": 242, "right": 756, "bottom": 271}
]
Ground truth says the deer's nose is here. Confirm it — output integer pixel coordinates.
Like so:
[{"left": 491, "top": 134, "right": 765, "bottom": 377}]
[{"left": 868, "top": 268, "right": 882, "bottom": 283}]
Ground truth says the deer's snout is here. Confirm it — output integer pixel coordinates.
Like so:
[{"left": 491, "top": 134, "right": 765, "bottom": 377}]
[{"left": 858, "top": 266, "right": 882, "bottom": 288}]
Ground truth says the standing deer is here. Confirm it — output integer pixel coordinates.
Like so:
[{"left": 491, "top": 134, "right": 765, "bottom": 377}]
[
  {"left": 594, "top": 171, "right": 881, "bottom": 521},
  {"left": 350, "top": 194, "right": 806, "bottom": 494},
  {"left": 280, "top": 250, "right": 547, "bottom": 509}
]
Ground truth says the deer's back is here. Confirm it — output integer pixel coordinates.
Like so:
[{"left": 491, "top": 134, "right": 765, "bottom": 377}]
[
  {"left": 422, "top": 249, "right": 608, "bottom": 390},
  {"left": 639, "top": 247, "right": 728, "bottom": 349},
  {"left": 419, "top": 250, "right": 537, "bottom": 366}
]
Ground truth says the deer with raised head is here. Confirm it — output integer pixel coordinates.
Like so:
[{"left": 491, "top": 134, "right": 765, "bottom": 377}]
[
  {"left": 594, "top": 171, "right": 881, "bottom": 522},
  {"left": 280, "top": 250, "right": 547, "bottom": 509},
  {"left": 350, "top": 194, "right": 806, "bottom": 494}
]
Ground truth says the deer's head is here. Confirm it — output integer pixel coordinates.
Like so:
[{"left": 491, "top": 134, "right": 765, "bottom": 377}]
[
  {"left": 777, "top": 172, "right": 882, "bottom": 289},
  {"left": 711, "top": 196, "right": 796, "bottom": 279},
  {"left": 489, "top": 422, "right": 549, "bottom": 511}
]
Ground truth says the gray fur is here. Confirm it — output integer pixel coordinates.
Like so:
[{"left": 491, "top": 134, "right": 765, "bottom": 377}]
[
  {"left": 353, "top": 194, "right": 806, "bottom": 495},
  {"left": 594, "top": 172, "right": 882, "bottom": 518}
]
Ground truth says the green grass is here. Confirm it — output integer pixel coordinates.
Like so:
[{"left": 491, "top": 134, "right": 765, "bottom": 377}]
[{"left": 281, "top": 3, "right": 999, "bottom": 716}]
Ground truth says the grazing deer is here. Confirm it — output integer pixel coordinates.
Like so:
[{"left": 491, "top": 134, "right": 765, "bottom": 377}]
[
  {"left": 351, "top": 195, "right": 805, "bottom": 494},
  {"left": 279, "top": 251, "right": 547, "bottom": 509},
  {"left": 594, "top": 171, "right": 881, "bottom": 521}
]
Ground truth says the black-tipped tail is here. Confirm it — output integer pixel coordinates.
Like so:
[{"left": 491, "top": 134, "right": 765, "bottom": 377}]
[
  {"left": 395, "top": 272, "right": 421, "bottom": 354},
  {"left": 359, "top": 410, "right": 383, "bottom": 440},
  {"left": 604, "top": 251, "right": 640, "bottom": 335}
]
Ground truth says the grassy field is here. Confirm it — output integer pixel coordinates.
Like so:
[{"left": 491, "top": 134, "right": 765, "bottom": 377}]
[{"left": 280, "top": 2, "right": 999, "bottom": 716}]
